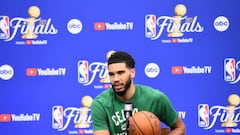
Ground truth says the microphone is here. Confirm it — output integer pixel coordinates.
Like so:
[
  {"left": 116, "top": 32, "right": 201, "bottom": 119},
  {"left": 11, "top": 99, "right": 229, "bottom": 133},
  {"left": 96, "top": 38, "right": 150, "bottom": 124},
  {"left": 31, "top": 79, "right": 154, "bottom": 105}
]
[{"left": 124, "top": 101, "right": 133, "bottom": 135}]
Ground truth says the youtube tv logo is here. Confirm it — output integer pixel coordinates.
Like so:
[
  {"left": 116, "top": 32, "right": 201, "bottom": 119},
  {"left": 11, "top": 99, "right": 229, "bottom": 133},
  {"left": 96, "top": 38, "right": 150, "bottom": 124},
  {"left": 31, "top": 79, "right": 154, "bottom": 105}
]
[
  {"left": 0, "top": 114, "right": 11, "bottom": 122},
  {"left": 94, "top": 22, "right": 105, "bottom": 30},
  {"left": 25, "top": 40, "right": 32, "bottom": 45},
  {"left": 26, "top": 68, "right": 38, "bottom": 76},
  {"left": 171, "top": 38, "right": 178, "bottom": 43},
  {"left": 172, "top": 66, "right": 183, "bottom": 74}
]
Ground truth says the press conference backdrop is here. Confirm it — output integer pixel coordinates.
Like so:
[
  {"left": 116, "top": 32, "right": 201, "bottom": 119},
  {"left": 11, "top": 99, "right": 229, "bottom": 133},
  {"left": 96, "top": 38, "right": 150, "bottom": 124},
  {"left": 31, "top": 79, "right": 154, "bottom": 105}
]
[{"left": 0, "top": 0, "right": 239, "bottom": 135}]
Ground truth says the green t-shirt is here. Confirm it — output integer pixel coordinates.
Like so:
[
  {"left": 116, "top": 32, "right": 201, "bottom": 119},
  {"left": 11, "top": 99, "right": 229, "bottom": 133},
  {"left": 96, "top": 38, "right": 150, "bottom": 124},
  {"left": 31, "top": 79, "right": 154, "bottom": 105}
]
[{"left": 91, "top": 84, "right": 178, "bottom": 135}]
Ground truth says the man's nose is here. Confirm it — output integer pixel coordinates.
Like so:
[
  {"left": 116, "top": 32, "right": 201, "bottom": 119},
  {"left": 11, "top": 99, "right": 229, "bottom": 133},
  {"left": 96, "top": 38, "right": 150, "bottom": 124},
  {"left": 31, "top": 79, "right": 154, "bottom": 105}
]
[{"left": 112, "top": 75, "right": 120, "bottom": 82}]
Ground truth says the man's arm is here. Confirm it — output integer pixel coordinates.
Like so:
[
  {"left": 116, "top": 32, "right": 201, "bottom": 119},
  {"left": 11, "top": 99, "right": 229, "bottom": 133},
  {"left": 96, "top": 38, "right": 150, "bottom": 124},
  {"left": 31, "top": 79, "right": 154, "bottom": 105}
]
[
  {"left": 169, "top": 116, "right": 186, "bottom": 135},
  {"left": 93, "top": 130, "right": 110, "bottom": 135},
  {"left": 92, "top": 99, "right": 110, "bottom": 135}
]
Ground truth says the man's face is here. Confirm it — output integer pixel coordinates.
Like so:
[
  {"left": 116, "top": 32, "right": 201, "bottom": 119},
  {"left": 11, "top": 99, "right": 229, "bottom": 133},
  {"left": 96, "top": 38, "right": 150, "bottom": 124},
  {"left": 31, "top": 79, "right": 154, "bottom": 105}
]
[{"left": 107, "top": 63, "right": 135, "bottom": 97}]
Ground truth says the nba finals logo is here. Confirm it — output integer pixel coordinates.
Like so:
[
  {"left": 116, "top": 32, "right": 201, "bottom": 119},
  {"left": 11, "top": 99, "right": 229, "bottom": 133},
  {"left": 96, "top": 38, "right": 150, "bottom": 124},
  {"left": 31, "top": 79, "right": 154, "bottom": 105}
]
[
  {"left": 145, "top": 15, "right": 156, "bottom": 38},
  {"left": 0, "top": 16, "right": 10, "bottom": 39},
  {"left": 145, "top": 4, "right": 204, "bottom": 43},
  {"left": 0, "top": 6, "right": 58, "bottom": 44},
  {"left": 77, "top": 51, "right": 115, "bottom": 87},
  {"left": 224, "top": 58, "right": 240, "bottom": 84},
  {"left": 198, "top": 94, "right": 240, "bottom": 133},
  {"left": 198, "top": 104, "right": 209, "bottom": 128},
  {"left": 52, "top": 106, "right": 63, "bottom": 129},
  {"left": 21, "top": 6, "right": 41, "bottom": 39},
  {"left": 52, "top": 96, "right": 93, "bottom": 133},
  {"left": 78, "top": 60, "right": 89, "bottom": 84}
]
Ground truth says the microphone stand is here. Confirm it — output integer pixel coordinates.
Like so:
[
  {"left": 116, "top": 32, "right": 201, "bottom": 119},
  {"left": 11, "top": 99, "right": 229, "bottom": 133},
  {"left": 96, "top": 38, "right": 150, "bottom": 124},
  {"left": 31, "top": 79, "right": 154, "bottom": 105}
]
[{"left": 124, "top": 101, "right": 133, "bottom": 135}]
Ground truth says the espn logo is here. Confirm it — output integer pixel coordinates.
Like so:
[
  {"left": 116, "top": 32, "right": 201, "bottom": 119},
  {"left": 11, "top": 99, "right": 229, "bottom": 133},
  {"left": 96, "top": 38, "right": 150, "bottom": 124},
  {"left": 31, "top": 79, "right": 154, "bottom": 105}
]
[
  {"left": 26, "top": 68, "right": 38, "bottom": 76},
  {"left": 0, "top": 114, "right": 11, "bottom": 122},
  {"left": 172, "top": 66, "right": 183, "bottom": 74},
  {"left": 94, "top": 22, "right": 105, "bottom": 30}
]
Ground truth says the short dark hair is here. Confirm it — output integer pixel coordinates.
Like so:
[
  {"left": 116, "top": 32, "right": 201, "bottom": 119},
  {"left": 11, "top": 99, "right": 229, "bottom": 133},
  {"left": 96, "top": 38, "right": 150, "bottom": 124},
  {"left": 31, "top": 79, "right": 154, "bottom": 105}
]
[{"left": 107, "top": 51, "right": 135, "bottom": 69}]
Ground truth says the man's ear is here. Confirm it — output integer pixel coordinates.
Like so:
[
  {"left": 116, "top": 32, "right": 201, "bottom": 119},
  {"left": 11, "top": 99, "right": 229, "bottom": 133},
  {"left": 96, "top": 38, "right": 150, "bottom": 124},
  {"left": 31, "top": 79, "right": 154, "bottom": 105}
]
[{"left": 131, "top": 68, "right": 136, "bottom": 78}]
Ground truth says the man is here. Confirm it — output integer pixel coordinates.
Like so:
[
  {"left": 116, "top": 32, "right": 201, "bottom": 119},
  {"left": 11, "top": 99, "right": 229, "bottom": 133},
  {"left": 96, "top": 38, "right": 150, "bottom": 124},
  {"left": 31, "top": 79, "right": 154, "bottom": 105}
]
[{"left": 91, "top": 51, "right": 186, "bottom": 135}]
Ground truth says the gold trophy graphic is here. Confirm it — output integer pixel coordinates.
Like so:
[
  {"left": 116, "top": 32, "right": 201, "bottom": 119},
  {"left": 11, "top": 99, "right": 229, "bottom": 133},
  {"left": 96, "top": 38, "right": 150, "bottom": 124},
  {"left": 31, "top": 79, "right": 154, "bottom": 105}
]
[
  {"left": 221, "top": 94, "right": 240, "bottom": 127},
  {"left": 100, "top": 50, "right": 116, "bottom": 83},
  {"left": 168, "top": 4, "right": 187, "bottom": 37},
  {"left": 22, "top": 6, "right": 40, "bottom": 39},
  {"left": 75, "top": 96, "right": 93, "bottom": 128}
]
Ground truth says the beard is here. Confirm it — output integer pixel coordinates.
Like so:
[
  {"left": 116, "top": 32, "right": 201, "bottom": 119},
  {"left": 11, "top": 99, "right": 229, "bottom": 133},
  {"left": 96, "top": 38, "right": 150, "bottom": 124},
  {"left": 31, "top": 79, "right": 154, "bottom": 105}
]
[{"left": 112, "top": 77, "right": 132, "bottom": 97}]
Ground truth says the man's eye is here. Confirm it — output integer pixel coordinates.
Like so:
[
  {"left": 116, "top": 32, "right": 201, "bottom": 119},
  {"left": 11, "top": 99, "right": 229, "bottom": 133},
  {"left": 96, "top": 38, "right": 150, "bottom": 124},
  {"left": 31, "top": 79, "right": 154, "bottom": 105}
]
[{"left": 118, "top": 71, "right": 124, "bottom": 74}]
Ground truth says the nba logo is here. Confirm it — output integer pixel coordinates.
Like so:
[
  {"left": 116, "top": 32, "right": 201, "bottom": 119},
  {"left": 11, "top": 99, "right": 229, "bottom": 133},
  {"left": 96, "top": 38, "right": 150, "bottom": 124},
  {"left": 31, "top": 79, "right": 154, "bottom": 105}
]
[
  {"left": 78, "top": 60, "right": 89, "bottom": 83},
  {"left": 224, "top": 58, "right": 236, "bottom": 82},
  {"left": 198, "top": 104, "right": 209, "bottom": 127},
  {"left": 145, "top": 15, "right": 156, "bottom": 38},
  {"left": 0, "top": 16, "right": 10, "bottom": 39},
  {"left": 52, "top": 106, "right": 63, "bottom": 129}
]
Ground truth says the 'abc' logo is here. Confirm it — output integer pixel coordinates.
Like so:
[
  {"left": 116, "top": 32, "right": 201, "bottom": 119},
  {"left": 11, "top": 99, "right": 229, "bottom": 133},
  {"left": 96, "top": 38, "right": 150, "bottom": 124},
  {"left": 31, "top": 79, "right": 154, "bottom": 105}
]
[
  {"left": 0, "top": 64, "right": 14, "bottom": 80},
  {"left": 214, "top": 16, "right": 229, "bottom": 32},
  {"left": 144, "top": 63, "right": 160, "bottom": 78},
  {"left": 67, "top": 19, "right": 83, "bottom": 34}
]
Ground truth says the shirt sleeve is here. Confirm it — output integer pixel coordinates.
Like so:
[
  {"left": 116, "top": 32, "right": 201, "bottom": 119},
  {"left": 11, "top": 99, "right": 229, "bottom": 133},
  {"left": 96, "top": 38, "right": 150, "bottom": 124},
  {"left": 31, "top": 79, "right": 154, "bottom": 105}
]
[
  {"left": 157, "top": 92, "right": 178, "bottom": 127},
  {"left": 91, "top": 99, "right": 109, "bottom": 131}
]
